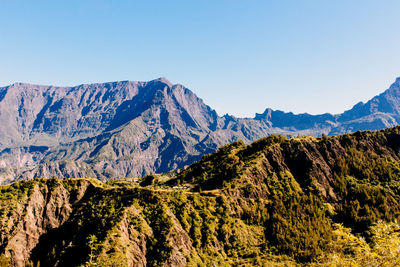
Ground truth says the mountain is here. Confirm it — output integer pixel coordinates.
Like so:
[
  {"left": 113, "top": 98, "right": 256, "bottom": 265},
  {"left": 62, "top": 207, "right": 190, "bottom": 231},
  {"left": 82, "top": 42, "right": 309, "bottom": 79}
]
[
  {"left": 1, "top": 77, "right": 400, "bottom": 183},
  {"left": 255, "top": 77, "right": 400, "bottom": 134},
  {"left": 0, "top": 78, "right": 273, "bottom": 183},
  {"left": 1, "top": 127, "right": 400, "bottom": 266}
]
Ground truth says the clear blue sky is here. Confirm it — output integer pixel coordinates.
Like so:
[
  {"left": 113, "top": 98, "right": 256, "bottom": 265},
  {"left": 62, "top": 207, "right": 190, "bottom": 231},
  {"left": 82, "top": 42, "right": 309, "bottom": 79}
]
[{"left": 1, "top": 1, "right": 400, "bottom": 117}]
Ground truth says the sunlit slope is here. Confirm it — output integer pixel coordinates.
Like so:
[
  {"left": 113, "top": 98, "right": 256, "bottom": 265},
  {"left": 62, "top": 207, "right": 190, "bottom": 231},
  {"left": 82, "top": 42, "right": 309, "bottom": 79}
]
[{"left": 1, "top": 128, "right": 400, "bottom": 266}]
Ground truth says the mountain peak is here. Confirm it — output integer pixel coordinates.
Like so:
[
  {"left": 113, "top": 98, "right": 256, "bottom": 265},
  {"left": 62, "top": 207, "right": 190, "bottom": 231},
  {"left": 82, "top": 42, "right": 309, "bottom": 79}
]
[
  {"left": 151, "top": 77, "right": 173, "bottom": 86},
  {"left": 10, "top": 82, "right": 38, "bottom": 87}
]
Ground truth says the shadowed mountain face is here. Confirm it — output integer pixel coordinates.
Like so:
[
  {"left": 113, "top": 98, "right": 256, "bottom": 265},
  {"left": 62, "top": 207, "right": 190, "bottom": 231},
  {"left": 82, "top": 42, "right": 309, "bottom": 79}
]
[{"left": 0, "top": 77, "right": 400, "bottom": 183}]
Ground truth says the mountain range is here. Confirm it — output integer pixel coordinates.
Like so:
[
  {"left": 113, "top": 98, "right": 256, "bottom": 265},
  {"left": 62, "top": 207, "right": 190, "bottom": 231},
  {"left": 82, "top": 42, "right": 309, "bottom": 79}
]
[{"left": 1, "top": 77, "right": 400, "bottom": 183}]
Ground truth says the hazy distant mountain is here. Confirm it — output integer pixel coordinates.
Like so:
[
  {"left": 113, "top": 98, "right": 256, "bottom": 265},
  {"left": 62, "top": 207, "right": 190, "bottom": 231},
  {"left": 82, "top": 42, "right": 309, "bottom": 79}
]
[
  {"left": 255, "top": 77, "right": 400, "bottom": 134},
  {"left": 1, "top": 77, "right": 400, "bottom": 183}
]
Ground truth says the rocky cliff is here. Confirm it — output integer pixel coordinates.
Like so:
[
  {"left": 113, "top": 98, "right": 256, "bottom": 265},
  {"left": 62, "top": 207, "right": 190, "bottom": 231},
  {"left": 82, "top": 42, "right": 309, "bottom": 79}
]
[{"left": 1, "top": 77, "right": 400, "bottom": 183}]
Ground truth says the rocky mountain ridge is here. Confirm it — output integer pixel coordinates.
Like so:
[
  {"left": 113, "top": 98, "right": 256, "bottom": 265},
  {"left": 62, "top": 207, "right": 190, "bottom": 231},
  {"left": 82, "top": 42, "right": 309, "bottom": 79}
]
[
  {"left": 1, "top": 77, "right": 400, "bottom": 183},
  {"left": 1, "top": 127, "right": 400, "bottom": 266}
]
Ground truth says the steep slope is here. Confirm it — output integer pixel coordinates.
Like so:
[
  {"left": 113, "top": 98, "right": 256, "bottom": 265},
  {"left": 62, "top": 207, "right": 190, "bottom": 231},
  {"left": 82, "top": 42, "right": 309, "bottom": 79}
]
[
  {"left": 169, "top": 127, "right": 400, "bottom": 232},
  {"left": 2, "top": 77, "right": 400, "bottom": 183},
  {"left": 0, "top": 78, "right": 275, "bottom": 183},
  {"left": 0, "top": 80, "right": 141, "bottom": 147},
  {"left": 339, "top": 77, "right": 400, "bottom": 120},
  {"left": 1, "top": 127, "right": 400, "bottom": 266}
]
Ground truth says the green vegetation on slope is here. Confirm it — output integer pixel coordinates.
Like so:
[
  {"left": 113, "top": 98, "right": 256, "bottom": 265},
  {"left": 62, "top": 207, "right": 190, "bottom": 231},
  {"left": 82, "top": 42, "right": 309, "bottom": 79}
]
[{"left": 1, "top": 127, "right": 400, "bottom": 266}]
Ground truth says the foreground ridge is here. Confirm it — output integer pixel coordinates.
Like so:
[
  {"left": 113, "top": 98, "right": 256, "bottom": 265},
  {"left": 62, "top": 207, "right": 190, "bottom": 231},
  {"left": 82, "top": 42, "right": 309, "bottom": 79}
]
[{"left": 1, "top": 127, "right": 400, "bottom": 266}]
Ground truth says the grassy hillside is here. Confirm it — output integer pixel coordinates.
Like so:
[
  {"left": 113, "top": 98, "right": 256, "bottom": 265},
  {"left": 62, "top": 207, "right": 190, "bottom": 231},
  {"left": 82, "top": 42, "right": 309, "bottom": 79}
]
[{"left": 2, "top": 127, "right": 400, "bottom": 266}]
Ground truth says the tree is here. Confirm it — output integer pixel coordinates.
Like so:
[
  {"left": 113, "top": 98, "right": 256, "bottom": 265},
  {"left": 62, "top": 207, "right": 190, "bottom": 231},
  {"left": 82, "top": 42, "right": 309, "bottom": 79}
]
[{"left": 86, "top": 235, "right": 98, "bottom": 266}]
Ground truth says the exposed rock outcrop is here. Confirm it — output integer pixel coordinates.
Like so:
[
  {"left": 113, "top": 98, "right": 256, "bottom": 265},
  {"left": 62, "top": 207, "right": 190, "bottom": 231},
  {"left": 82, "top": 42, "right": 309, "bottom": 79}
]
[{"left": 1, "top": 77, "right": 400, "bottom": 183}]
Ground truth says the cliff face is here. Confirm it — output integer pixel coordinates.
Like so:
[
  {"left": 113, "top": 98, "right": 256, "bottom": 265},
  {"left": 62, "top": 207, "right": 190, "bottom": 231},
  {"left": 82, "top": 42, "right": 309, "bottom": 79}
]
[
  {"left": 1, "top": 127, "right": 400, "bottom": 266},
  {"left": 0, "top": 78, "right": 274, "bottom": 183},
  {"left": 1, "top": 77, "right": 400, "bottom": 183},
  {"left": 0, "top": 179, "right": 197, "bottom": 267},
  {"left": 0, "top": 179, "right": 269, "bottom": 266}
]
